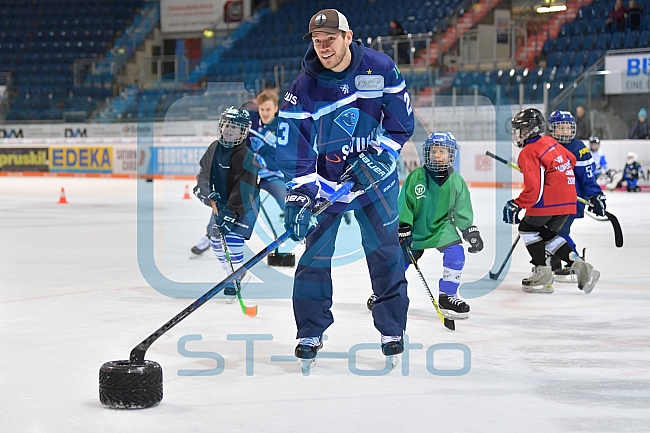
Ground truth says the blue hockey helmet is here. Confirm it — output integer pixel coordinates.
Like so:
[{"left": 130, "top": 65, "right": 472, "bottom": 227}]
[
  {"left": 547, "top": 110, "right": 576, "bottom": 145},
  {"left": 423, "top": 132, "right": 457, "bottom": 172},
  {"left": 218, "top": 107, "right": 252, "bottom": 148}
]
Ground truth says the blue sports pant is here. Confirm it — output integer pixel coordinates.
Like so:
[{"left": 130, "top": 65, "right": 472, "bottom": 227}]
[{"left": 293, "top": 193, "right": 409, "bottom": 338}]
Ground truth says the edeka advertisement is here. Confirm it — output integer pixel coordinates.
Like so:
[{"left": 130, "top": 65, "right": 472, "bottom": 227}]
[
  {"left": 0, "top": 148, "right": 48, "bottom": 172},
  {"left": 49, "top": 146, "right": 113, "bottom": 173},
  {"left": 148, "top": 147, "right": 204, "bottom": 175},
  {"left": 605, "top": 52, "right": 650, "bottom": 94}
]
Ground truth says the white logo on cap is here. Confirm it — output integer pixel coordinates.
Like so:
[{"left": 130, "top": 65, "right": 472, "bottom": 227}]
[{"left": 315, "top": 14, "right": 327, "bottom": 26}]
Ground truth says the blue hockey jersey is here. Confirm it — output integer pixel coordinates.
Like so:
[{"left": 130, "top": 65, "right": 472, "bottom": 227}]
[
  {"left": 276, "top": 40, "right": 414, "bottom": 212},
  {"left": 247, "top": 112, "right": 283, "bottom": 179},
  {"left": 564, "top": 138, "right": 603, "bottom": 217}
]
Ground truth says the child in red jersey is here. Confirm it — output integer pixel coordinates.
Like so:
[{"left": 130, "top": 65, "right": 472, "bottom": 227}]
[{"left": 503, "top": 108, "right": 599, "bottom": 294}]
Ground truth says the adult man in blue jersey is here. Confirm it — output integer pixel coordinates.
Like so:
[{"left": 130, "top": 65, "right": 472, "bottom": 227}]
[
  {"left": 547, "top": 110, "right": 605, "bottom": 289},
  {"left": 276, "top": 9, "right": 414, "bottom": 360}
]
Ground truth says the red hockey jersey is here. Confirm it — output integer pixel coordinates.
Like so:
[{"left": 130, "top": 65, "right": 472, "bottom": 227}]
[{"left": 515, "top": 136, "right": 577, "bottom": 216}]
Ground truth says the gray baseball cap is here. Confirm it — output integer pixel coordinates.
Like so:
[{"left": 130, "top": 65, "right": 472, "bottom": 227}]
[{"left": 303, "top": 9, "right": 350, "bottom": 39}]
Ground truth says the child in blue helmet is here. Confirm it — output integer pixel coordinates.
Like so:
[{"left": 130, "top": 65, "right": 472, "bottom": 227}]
[
  {"left": 374, "top": 132, "right": 484, "bottom": 319},
  {"left": 547, "top": 110, "right": 605, "bottom": 285}
]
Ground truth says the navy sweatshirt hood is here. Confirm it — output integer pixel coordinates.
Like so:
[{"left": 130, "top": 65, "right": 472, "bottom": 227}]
[{"left": 301, "top": 39, "right": 365, "bottom": 84}]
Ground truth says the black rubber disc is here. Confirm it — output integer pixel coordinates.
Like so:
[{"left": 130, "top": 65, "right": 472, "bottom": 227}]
[
  {"left": 99, "top": 360, "right": 163, "bottom": 409},
  {"left": 268, "top": 252, "right": 296, "bottom": 267}
]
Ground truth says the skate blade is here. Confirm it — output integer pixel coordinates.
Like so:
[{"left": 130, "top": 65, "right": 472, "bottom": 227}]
[
  {"left": 225, "top": 296, "right": 237, "bottom": 304},
  {"left": 554, "top": 273, "right": 577, "bottom": 284},
  {"left": 521, "top": 284, "right": 554, "bottom": 294},
  {"left": 440, "top": 309, "right": 469, "bottom": 320},
  {"left": 300, "top": 358, "right": 316, "bottom": 374},
  {"left": 580, "top": 270, "right": 600, "bottom": 294},
  {"left": 388, "top": 355, "right": 399, "bottom": 369}
]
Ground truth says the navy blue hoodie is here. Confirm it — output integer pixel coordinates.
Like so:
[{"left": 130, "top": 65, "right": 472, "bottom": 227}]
[{"left": 277, "top": 40, "right": 414, "bottom": 211}]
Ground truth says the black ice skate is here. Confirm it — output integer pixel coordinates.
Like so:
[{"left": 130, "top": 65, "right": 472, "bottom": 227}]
[
  {"left": 190, "top": 235, "right": 211, "bottom": 259},
  {"left": 295, "top": 336, "right": 323, "bottom": 360},
  {"left": 438, "top": 293, "right": 470, "bottom": 320},
  {"left": 553, "top": 266, "right": 576, "bottom": 284},
  {"left": 295, "top": 336, "right": 323, "bottom": 373},
  {"left": 381, "top": 335, "right": 403, "bottom": 369},
  {"left": 223, "top": 283, "right": 237, "bottom": 303},
  {"left": 367, "top": 294, "right": 378, "bottom": 311}
]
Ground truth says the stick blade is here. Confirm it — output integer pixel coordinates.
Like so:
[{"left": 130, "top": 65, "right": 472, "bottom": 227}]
[
  {"left": 606, "top": 212, "right": 624, "bottom": 247},
  {"left": 444, "top": 318, "right": 455, "bottom": 331},
  {"left": 245, "top": 305, "right": 258, "bottom": 317}
]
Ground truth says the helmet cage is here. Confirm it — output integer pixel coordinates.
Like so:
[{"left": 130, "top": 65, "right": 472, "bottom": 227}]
[
  {"left": 548, "top": 110, "right": 576, "bottom": 144},
  {"left": 423, "top": 132, "right": 458, "bottom": 171},
  {"left": 217, "top": 107, "right": 251, "bottom": 148}
]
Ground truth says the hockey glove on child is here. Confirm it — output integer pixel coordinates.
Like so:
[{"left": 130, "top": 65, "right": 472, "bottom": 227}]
[
  {"left": 214, "top": 208, "right": 238, "bottom": 235},
  {"left": 284, "top": 187, "right": 316, "bottom": 242},
  {"left": 503, "top": 199, "right": 522, "bottom": 224},
  {"left": 462, "top": 226, "right": 484, "bottom": 253},
  {"left": 193, "top": 185, "right": 221, "bottom": 207},
  {"left": 345, "top": 147, "right": 396, "bottom": 192},
  {"left": 587, "top": 192, "right": 606, "bottom": 217},
  {"left": 398, "top": 224, "right": 413, "bottom": 248}
]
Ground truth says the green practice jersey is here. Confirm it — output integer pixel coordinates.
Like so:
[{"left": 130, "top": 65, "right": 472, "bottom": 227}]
[{"left": 398, "top": 168, "right": 474, "bottom": 250}]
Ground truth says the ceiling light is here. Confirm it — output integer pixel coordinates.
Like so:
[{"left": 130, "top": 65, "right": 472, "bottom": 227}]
[{"left": 536, "top": 5, "right": 567, "bottom": 13}]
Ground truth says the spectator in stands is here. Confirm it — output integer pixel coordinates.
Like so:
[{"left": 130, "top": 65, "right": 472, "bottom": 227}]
[
  {"left": 389, "top": 20, "right": 409, "bottom": 65},
  {"left": 626, "top": 0, "right": 643, "bottom": 31},
  {"left": 575, "top": 106, "right": 591, "bottom": 139},
  {"left": 605, "top": 0, "right": 627, "bottom": 32},
  {"left": 629, "top": 108, "right": 649, "bottom": 139}
]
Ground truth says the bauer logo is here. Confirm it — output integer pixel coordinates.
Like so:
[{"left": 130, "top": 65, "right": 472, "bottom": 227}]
[{"left": 355, "top": 75, "right": 384, "bottom": 91}]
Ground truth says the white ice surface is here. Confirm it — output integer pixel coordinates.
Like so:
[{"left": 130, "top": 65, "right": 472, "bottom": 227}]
[{"left": 1, "top": 177, "right": 649, "bottom": 433}]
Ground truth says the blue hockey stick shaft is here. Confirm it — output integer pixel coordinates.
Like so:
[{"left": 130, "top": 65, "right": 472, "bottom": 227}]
[{"left": 130, "top": 181, "right": 355, "bottom": 364}]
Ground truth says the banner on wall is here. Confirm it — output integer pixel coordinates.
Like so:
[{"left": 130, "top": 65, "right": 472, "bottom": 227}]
[
  {"left": 605, "top": 52, "right": 650, "bottom": 94},
  {"left": 0, "top": 148, "right": 48, "bottom": 171},
  {"left": 49, "top": 146, "right": 113, "bottom": 172},
  {"left": 160, "top": 0, "right": 221, "bottom": 33},
  {"left": 148, "top": 147, "right": 205, "bottom": 175}
]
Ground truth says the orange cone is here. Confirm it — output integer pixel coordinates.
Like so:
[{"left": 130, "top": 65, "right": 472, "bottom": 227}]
[
  {"left": 58, "top": 187, "right": 68, "bottom": 204},
  {"left": 182, "top": 184, "right": 191, "bottom": 200}
]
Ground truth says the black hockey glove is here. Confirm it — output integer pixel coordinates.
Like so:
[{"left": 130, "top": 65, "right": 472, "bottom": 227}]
[
  {"left": 214, "top": 208, "right": 238, "bottom": 235},
  {"left": 462, "top": 226, "right": 484, "bottom": 253},
  {"left": 284, "top": 187, "right": 316, "bottom": 242},
  {"left": 587, "top": 192, "right": 606, "bottom": 217},
  {"left": 398, "top": 224, "right": 413, "bottom": 247},
  {"left": 345, "top": 147, "right": 396, "bottom": 192},
  {"left": 503, "top": 199, "right": 521, "bottom": 224},
  {"left": 194, "top": 184, "right": 221, "bottom": 207}
]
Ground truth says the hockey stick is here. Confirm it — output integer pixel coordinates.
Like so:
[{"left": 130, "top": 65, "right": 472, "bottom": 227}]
[
  {"left": 129, "top": 181, "right": 355, "bottom": 365},
  {"left": 489, "top": 234, "right": 520, "bottom": 280},
  {"left": 406, "top": 247, "right": 456, "bottom": 331},
  {"left": 485, "top": 151, "right": 623, "bottom": 247},
  {"left": 210, "top": 201, "right": 258, "bottom": 317}
]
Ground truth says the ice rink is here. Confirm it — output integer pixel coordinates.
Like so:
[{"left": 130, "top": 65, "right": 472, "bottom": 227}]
[{"left": 1, "top": 176, "right": 649, "bottom": 433}]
